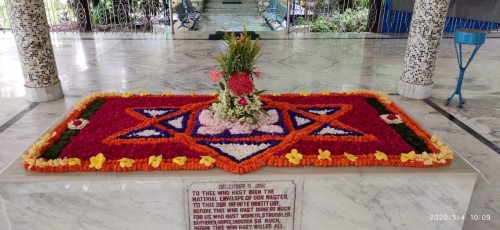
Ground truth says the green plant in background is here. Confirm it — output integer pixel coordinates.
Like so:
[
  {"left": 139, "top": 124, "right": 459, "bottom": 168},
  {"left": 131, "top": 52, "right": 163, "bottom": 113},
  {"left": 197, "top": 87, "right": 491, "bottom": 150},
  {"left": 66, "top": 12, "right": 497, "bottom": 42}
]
[
  {"left": 309, "top": 16, "right": 333, "bottom": 32},
  {"left": 44, "top": 0, "right": 73, "bottom": 25},
  {"left": 0, "top": 0, "right": 11, "bottom": 29},
  {"left": 295, "top": 16, "right": 305, "bottom": 26},
  {"left": 357, "top": 0, "right": 368, "bottom": 7},
  {"left": 306, "top": 0, "right": 369, "bottom": 33},
  {"left": 1, "top": 0, "right": 76, "bottom": 29},
  {"left": 91, "top": 0, "right": 116, "bottom": 25},
  {"left": 332, "top": 8, "right": 368, "bottom": 32}
]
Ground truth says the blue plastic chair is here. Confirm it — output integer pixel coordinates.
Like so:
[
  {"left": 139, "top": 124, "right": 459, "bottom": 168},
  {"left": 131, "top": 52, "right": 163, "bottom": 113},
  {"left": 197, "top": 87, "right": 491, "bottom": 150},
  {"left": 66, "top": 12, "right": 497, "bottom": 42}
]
[{"left": 446, "top": 29, "right": 487, "bottom": 108}]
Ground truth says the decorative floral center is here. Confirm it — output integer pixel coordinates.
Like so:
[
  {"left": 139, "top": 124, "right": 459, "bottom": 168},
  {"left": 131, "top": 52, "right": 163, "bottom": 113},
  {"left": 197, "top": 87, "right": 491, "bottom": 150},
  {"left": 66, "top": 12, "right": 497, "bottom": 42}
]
[
  {"left": 227, "top": 72, "right": 254, "bottom": 96},
  {"left": 67, "top": 118, "right": 89, "bottom": 130},
  {"left": 197, "top": 109, "right": 283, "bottom": 135},
  {"left": 238, "top": 98, "right": 248, "bottom": 106},
  {"left": 387, "top": 114, "right": 398, "bottom": 120},
  {"left": 380, "top": 114, "right": 403, "bottom": 124}
]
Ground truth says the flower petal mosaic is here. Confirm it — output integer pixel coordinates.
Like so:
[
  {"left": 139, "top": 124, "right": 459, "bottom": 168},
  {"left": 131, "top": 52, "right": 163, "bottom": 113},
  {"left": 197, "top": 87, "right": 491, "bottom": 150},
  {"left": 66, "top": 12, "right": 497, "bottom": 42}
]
[{"left": 23, "top": 91, "right": 453, "bottom": 174}]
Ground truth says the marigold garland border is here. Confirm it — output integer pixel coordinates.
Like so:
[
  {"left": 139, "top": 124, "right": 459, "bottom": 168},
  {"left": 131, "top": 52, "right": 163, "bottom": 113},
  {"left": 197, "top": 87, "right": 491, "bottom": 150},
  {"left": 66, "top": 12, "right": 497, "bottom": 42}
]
[{"left": 23, "top": 91, "right": 454, "bottom": 174}]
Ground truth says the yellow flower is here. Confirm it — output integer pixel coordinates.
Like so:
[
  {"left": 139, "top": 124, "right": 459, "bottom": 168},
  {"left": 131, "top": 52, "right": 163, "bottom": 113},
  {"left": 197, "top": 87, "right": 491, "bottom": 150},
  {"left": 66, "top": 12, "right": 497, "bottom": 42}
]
[
  {"left": 68, "top": 158, "right": 81, "bottom": 166},
  {"left": 163, "top": 91, "right": 171, "bottom": 96},
  {"left": 119, "top": 158, "right": 135, "bottom": 168},
  {"left": 173, "top": 156, "right": 188, "bottom": 166},
  {"left": 400, "top": 151, "right": 416, "bottom": 162},
  {"left": 148, "top": 155, "right": 163, "bottom": 168},
  {"left": 423, "top": 159, "right": 434, "bottom": 165},
  {"left": 439, "top": 146, "right": 453, "bottom": 160},
  {"left": 435, "top": 153, "right": 447, "bottom": 164},
  {"left": 59, "top": 158, "right": 68, "bottom": 166},
  {"left": 122, "top": 91, "right": 133, "bottom": 98},
  {"left": 431, "top": 135, "right": 438, "bottom": 144},
  {"left": 374, "top": 151, "right": 388, "bottom": 161},
  {"left": 416, "top": 152, "right": 435, "bottom": 166},
  {"left": 210, "top": 92, "right": 218, "bottom": 96},
  {"left": 321, "top": 90, "right": 330, "bottom": 95},
  {"left": 271, "top": 93, "right": 281, "bottom": 96},
  {"left": 191, "top": 91, "right": 198, "bottom": 95},
  {"left": 35, "top": 159, "right": 48, "bottom": 168},
  {"left": 200, "top": 156, "right": 216, "bottom": 167},
  {"left": 299, "top": 91, "right": 311, "bottom": 96},
  {"left": 344, "top": 152, "right": 358, "bottom": 162},
  {"left": 26, "top": 151, "right": 36, "bottom": 160},
  {"left": 285, "top": 149, "right": 303, "bottom": 165},
  {"left": 89, "top": 153, "right": 106, "bottom": 169},
  {"left": 25, "top": 158, "right": 35, "bottom": 168},
  {"left": 139, "top": 91, "right": 149, "bottom": 96},
  {"left": 317, "top": 149, "right": 332, "bottom": 161}
]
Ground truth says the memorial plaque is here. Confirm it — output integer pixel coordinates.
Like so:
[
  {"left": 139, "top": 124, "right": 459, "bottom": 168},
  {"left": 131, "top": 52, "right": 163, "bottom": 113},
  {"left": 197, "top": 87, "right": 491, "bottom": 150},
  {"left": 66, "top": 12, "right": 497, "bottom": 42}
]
[{"left": 187, "top": 181, "right": 297, "bottom": 230}]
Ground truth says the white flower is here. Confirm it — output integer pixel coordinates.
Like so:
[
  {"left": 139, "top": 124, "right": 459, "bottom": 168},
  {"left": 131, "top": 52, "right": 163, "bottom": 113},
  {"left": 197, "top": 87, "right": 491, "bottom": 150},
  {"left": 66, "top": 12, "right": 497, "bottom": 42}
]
[
  {"left": 67, "top": 118, "right": 89, "bottom": 130},
  {"left": 380, "top": 114, "right": 403, "bottom": 124},
  {"left": 197, "top": 108, "right": 282, "bottom": 135}
]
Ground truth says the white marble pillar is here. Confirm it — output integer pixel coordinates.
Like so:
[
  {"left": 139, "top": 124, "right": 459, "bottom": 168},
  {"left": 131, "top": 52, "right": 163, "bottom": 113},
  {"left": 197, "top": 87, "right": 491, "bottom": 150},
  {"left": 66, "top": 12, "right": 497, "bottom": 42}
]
[
  {"left": 6, "top": 0, "right": 64, "bottom": 102},
  {"left": 398, "top": 0, "right": 450, "bottom": 99}
]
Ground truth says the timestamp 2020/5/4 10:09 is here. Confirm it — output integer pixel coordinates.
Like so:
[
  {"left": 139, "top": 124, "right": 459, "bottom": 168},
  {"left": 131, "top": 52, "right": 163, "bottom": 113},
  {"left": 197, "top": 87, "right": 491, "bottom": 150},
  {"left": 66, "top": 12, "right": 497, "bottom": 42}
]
[{"left": 429, "top": 214, "right": 491, "bottom": 221}]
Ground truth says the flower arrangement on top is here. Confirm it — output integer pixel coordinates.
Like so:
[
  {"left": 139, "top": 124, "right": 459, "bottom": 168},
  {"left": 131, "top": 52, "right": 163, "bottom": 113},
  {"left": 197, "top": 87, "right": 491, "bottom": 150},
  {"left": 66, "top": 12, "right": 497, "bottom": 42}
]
[{"left": 209, "top": 31, "right": 265, "bottom": 124}]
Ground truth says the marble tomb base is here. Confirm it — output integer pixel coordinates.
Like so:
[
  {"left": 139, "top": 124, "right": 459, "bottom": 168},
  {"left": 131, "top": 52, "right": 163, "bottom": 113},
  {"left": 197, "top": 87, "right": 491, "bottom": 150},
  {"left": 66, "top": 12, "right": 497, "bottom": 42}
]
[{"left": 0, "top": 152, "right": 477, "bottom": 230}]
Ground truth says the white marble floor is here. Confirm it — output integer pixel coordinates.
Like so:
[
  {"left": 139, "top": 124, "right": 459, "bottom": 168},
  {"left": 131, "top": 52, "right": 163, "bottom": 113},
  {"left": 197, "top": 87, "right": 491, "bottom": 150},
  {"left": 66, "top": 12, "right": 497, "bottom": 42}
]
[{"left": 0, "top": 31, "right": 499, "bottom": 229}]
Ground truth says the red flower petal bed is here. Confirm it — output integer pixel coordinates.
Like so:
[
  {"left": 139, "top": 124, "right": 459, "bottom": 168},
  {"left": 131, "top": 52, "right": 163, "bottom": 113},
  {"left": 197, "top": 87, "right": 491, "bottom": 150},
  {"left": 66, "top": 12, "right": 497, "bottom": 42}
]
[{"left": 24, "top": 91, "right": 453, "bottom": 174}]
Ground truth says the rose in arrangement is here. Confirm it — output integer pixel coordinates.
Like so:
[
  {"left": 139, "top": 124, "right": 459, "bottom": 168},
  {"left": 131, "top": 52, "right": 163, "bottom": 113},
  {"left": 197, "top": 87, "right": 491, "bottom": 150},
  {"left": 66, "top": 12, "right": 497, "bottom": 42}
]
[{"left": 209, "top": 31, "right": 265, "bottom": 124}]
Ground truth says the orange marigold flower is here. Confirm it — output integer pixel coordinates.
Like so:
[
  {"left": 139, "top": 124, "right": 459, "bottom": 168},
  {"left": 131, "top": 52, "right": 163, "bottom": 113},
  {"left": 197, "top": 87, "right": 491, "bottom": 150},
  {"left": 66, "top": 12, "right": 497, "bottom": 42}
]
[
  {"left": 227, "top": 72, "right": 254, "bottom": 96},
  {"left": 209, "top": 67, "right": 223, "bottom": 83}
]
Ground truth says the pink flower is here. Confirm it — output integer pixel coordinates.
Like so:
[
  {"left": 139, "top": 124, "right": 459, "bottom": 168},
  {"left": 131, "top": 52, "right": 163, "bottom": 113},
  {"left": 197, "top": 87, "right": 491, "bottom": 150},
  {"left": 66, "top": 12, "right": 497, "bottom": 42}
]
[
  {"left": 209, "top": 67, "right": 222, "bottom": 83},
  {"left": 253, "top": 71, "right": 262, "bottom": 79},
  {"left": 238, "top": 98, "right": 248, "bottom": 106},
  {"left": 72, "top": 120, "right": 83, "bottom": 126},
  {"left": 227, "top": 72, "right": 254, "bottom": 96},
  {"left": 67, "top": 118, "right": 89, "bottom": 130},
  {"left": 387, "top": 114, "right": 398, "bottom": 120}
]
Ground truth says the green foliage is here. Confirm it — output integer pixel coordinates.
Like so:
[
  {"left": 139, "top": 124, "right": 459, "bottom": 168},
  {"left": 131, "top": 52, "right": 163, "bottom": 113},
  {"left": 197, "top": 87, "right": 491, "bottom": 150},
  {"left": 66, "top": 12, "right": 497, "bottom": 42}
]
[
  {"left": 311, "top": 0, "right": 367, "bottom": 11},
  {"left": 309, "top": 16, "right": 335, "bottom": 32},
  {"left": 80, "top": 99, "right": 106, "bottom": 119},
  {"left": 41, "top": 99, "right": 106, "bottom": 159},
  {"left": 0, "top": 0, "right": 10, "bottom": 29},
  {"left": 1, "top": 0, "right": 76, "bottom": 28},
  {"left": 295, "top": 16, "right": 305, "bottom": 26},
  {"left": 44, "top": 0, "right": 74, "bottom": 25},
  {"left": 356, "top": 0, "right": 369, "bottom": 7},
  {"left": 365, "top": 98, "right": 431, "bottom": 153},
  {"left": 91, "top": 0, "right": 116, "bottom": 25},
  {"left": 308, "top": 8, "right": 368, "bottom": 32},
  {"left": 215, "top": 31, "right": 261, "bottom": 81}
]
